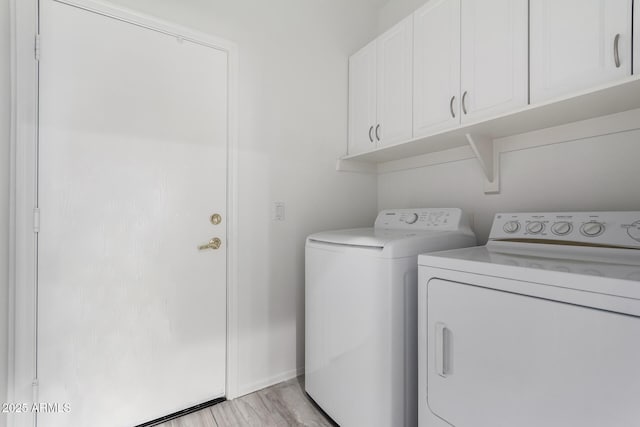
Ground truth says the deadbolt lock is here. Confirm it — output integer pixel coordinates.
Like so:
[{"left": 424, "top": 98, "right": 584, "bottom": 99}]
[{"left": 210, "top": 214, "right": 222, "bottom": 225}]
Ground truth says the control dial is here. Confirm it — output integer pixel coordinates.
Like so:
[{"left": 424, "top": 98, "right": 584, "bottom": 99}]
[
  {"left": 551, "top": 221, "right": 573, "bottom": 236},
  {"left": 526, "top": 221, "right": 545, "bottom": 235},
  {"left": 627, "top": 220, "right": 640, "bottom": 242},
  {"left": 580, "top": 221, "right": 605, "bottom": 237},
  {"left": 404, "top": 213, "right": 419, "bottom": 225},
  {"left": 503, "top": 221, "right": 520, "bottom": 234}
]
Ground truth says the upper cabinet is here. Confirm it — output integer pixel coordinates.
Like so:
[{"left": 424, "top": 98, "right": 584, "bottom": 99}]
[
  {"left": 376, "top": 17, "right": 413, "bottom": 146},
  {"left": 460, "top": 0, "right": 528, "bottom": 122},
  {"left": 413, "top": 0, "right": 461, "bottom": 137},
  {"left": 347, "top": 17, "right": 412, "bottom": 155},
  {"left": 348, "top": 41, "right": 377, "bottom": 156},
  {"left": 342, "top": 0, "right": 640, "bottom": 193},
  {"left": 530, "top": 0, "right": 633, "bottom": 103},
  {"left": 413, "top": 0, "right": 528, "bottom": 138}
]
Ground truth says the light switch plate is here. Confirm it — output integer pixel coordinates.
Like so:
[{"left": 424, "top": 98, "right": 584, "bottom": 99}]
[{"left": 273, "top": 202, "right": 285, "bottom": 221}]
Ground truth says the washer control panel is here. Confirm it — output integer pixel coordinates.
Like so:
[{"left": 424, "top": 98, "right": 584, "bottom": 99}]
[
  {"left": 490, "top": 212, "right": 640, "bottom": 248},
  {"left": 375, "top": 208, "right": 464, "bottom": 231}
]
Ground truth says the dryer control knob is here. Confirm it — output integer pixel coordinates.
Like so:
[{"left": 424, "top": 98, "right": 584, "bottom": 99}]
[
  {"left": 503, "top": 221, "right": 520, "bottom": 234},
  {"left": 627, "top": 221, "right": 640, "bottom": 242},
  {"left": 551, "top": 221, "right": 573, "bottom": 236},
  {"left": 526, "top": 221, "right": 545, "bottom": 235},
  {"left": 581, "top": 221, "right": 605, "bottom": 237},
  {"left": 404, "top": 213, "right": 419, "bottom": 225}
]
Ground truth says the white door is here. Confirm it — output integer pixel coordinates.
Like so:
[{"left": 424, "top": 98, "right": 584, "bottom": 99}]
[
  {"left": 634, "top": 0, "right": 639, "bottom": 74},
  {"left": 348, "top": 41, "right": 377, "bottom": 155},
  {"left": 530, "top": 0, "right": 633, "bottom": 103},
  {"left": 38, "top": 2, "right": 228, "bottom": 427},
  {"left": 460, "top": 0, "right": 528, "bottom": 123},
  {"left": 413, "top": 0, "right": 461, "bottom": 138},
  {"left": 376, "top": 16, "right": 413, "bottom": 146},
  {"left": 427, "top": 279, "right": 640, "bottom": 427}
]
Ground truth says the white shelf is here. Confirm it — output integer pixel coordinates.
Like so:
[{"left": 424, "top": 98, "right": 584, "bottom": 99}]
[{"left": 338, "top": 75, "right": 640, "bottom": 168}]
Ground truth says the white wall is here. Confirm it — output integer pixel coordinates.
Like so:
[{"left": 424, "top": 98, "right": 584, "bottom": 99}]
[
  {"left": 378, "top": 0, "right": 425, "bottom": 32},
  {"left": 1, "top": 0, "right": 10, "bottom": 423},
  {"left": 99, "top": 0, "right": 379, "bottom": 396}
]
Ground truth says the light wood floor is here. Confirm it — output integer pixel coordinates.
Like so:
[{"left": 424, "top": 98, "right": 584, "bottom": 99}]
[{"left": 156, "top": 376, "right": 336, "bottom": 427}]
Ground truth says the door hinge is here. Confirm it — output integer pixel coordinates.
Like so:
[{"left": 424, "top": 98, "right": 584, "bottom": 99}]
[
  {"left": 34, "top": 34, "right": 41, "bottom": 61},
  {"left": 33, "top": 208, "right": 40, "bottom": 233}
]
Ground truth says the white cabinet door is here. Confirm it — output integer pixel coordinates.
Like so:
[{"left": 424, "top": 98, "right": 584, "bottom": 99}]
[
  {"left": 531, "top": 0, "right": 633, "bottom": 103},
  {"left": 460, "top": 0, "right": 528, "bottom": 123},
  {"left": 413, "top": 0, "right": 461, "bottom": 137},
  {"left": 427, "top": 279, "right": 640, "bottom": 427},
  {"left": 376, "top": 16, "right": 413, "bottom": 146},
  {"left": 348, "top": 41, "right": 377, "bottom": 155}
]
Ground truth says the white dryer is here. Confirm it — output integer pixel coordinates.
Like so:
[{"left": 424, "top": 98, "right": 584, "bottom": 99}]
[
  {"left": 418, "top": 211, "right": 640, "bottom": 427},
  {"left": 305, "top": 208, "right": 476, "bottom": 427}
]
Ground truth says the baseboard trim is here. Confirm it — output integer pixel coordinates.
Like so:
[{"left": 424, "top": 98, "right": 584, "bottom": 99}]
[
  {"left": 235, "top": 366, "right": 305, "bottom": 399},
  {"left": 135, "top": 397, "right": 226, "bottom": 427}
]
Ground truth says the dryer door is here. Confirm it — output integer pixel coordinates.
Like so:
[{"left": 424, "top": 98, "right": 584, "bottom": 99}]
[{"left": 427, "top": 279, "right": 640, "bottom": 427}]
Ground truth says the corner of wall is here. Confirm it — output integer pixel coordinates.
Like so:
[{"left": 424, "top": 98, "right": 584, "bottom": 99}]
[
  {"left": 1, "top": 0, "right": 13, "bottom": 424},
  {"left": 377, "top": 0, "right": 426, "bottom": 34}
]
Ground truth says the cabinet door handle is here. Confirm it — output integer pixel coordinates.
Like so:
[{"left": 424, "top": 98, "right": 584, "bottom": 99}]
[
  {"left": 369, "top": 126, "right": 374, "bottom": 143},
  {"left": 614, "top": 33, "right": 621, "bottom": 68},
  {"left": 375, "top": 124, "right": 381, "bottom": 141},
  {"left": 462, "top": 91, "right": 468, "bottom": 115},
  {"left": 435, "top": 322, "right": 452, "bottom": 378},
  {"left": 449, "top": 96, "right": 456, "bottom": 118}
]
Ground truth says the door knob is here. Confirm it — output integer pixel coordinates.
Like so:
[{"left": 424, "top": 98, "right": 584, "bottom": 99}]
[{"left": 198, "top": 238, "right": 222, "bottom": 251}]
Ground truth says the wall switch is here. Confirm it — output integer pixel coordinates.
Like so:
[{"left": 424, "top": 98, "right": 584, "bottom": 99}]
[{"left": 273, "top": 202, "right": 285, "bottom": 221}]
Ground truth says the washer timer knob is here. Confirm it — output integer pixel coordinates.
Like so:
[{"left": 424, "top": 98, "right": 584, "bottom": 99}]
[
  {"left": 580, "top": 221, "right": 605, "bottom": 237},
  {"left": 526, "top": 221, "right": 545, "bottom": 235},
  {"left": 627, "top": 221, "right": 640, "bottom": 242},
  {"left": 503, "top": 221, "right": 521, "bottom": 234},
  {"left": 551, "top": 221, "right": 573, "bottom": 236},
  {"left": 404, "top": 213, "right": 419, "bottom": 225}
]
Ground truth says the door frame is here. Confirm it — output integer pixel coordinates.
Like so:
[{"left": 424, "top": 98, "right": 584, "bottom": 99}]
[{"left": 8, "top": 1, "right": 241, "bottom": 425}]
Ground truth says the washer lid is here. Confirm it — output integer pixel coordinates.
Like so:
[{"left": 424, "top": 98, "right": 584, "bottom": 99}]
[{"left": 307, "top": 227, "right": 429, "bottom": 248}]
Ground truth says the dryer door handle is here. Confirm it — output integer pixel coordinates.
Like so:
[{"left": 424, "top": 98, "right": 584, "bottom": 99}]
[{"left": 435, "top": 322, "right": 453, "bottom": 378}]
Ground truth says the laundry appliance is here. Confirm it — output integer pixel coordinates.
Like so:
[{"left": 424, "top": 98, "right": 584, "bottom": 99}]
[
  {"left": 305, "top": 208, "right": 477, "bottom": 427},
  {"left": 418, "top": 211, "right": 640, "bottom": 427}
]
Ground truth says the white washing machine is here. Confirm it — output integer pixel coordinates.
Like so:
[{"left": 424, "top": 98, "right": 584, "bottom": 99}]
[
  {"left": 418, "top": 211, "right": 640, "bottom": 427},
  {"left": 305, "top": 208, "right": 477, "bottom": 427}
]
